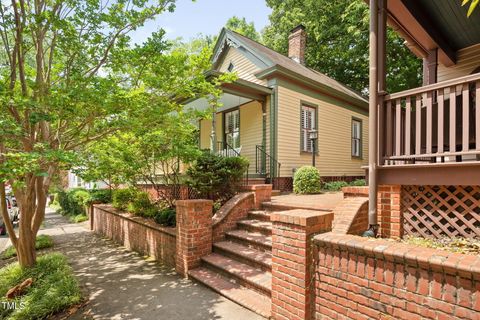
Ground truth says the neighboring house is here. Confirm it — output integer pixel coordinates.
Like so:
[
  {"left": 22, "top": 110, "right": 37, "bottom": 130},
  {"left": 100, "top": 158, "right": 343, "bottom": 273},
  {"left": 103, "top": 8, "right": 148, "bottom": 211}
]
[
  {"left": 185, "top": 26, "right": 369, "bottom": 190},
  {"left": 67, "top": 170, "right": 108, "bottom": 190},
  {"left": 367, "top": 0, "right": 480, "bottom": 239}
]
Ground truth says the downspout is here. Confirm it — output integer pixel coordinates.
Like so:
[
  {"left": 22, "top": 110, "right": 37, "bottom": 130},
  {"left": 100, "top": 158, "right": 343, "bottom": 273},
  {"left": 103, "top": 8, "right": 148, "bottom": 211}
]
[{"left": 365, "top": 0, "right": 379, "bottom": 237}]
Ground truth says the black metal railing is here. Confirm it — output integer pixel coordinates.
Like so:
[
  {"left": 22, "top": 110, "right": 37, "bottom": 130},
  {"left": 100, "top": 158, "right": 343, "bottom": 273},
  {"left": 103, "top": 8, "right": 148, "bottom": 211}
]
[
  {"left": 215, "top": 141, "right": 249, "bottom": 186},
  {"left": 255, "top": 145, "right": 281, "bottom": 190}
]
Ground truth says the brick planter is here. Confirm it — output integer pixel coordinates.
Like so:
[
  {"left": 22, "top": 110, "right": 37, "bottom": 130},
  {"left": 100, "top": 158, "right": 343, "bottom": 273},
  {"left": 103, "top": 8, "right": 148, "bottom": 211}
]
[{"left": 92, "top": 205, "right": 176, "bottom": 266}]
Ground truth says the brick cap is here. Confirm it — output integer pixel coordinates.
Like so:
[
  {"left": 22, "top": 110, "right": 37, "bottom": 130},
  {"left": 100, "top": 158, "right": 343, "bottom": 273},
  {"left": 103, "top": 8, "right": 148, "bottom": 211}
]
[
  {"left": 242, "top": 184, "right": 273, "bottom": 191},
  {"left": 271, "top": 209, "right": 332, "bottom": 227},
  {"left": 314, "top": 233, "right": 480, "bottom": 279},
  {"left": 176, "top": 199, "right": 213, "bottom": 206},
  {"left": 341, "top": 186, "right": 369, "bottom": 197}
]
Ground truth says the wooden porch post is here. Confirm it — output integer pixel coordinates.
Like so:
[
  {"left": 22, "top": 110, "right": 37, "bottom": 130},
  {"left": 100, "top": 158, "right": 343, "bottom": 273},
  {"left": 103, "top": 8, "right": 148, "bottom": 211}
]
[
  {"left": 423, "top": 49, "right": 438, "bottom": 85},
  {"left": 367, "top": 0, "right": 383, "bottom": 232},
  {"left": 211, "top": 109, "right": 217, "bottom": 153}
]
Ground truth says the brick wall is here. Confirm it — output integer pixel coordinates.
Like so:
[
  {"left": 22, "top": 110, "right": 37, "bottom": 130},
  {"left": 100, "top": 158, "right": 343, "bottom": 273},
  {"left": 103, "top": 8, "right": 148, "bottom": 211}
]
[
  {"left": 212, "top": 192, "right": 254, "bottom": 243},
  {"left": 92, "top": 205, "right": 176, "bottom": 266},
  {"left": 377, "top": 185, "right": 402, "bottom": 238},
  {"left": 314, "top": 233, "right": 480, "bottom": 320},
  {"left": 271, "top": 209, "right": 333, "bottom": 320},
  {"left": 241, "top": 184, "right": 272, "bottom": 209}
]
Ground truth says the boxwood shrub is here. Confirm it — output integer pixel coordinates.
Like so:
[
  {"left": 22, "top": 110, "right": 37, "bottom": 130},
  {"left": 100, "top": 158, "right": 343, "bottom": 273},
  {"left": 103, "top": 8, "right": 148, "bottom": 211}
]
[{"left": 293, "top": 166, "right": 322, "bottom": 194}]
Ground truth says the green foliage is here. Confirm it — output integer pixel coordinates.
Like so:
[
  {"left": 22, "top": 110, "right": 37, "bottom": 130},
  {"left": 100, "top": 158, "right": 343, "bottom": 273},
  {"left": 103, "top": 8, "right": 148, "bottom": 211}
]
[
  {"left": 225, "top": 16, "right": 262, "bottom": 43},
  {"left": 2, "top": 235, "right": 54, "bottom": 260},
  {"left": 187, "top": 152, "right": 249, "bottom": 201},
  {"left": 57, "top": 189, "right": 90, "bottom": 216},
  {"left": 0, "top": 253, "right": 81, "bottom": 319},
  {"left": 88, "top": 189, "right": 113, "bottom": 204},
  {"left": 112, "top": 188, "right": 139, "bottom": 211},
  {"left": 322, "top": 181, "right": 349, "bottom": 192},
  {"left": 263, "top": 0, "right": 422, "bottom": 94},
  {"left": 154, "top": 208, "right": 176, "bottom": 227},
  {"left": 127, "top": 192, "right": 156, "bottom": 217},
  {"left": 293, "top": 166, "right": 322, "bottom": 194},
  {"left": 350, "top": 179, "right": 366, "bottom": 186},
  {"left": 69, "top": 214, "right": 89, "bottom": 224}
]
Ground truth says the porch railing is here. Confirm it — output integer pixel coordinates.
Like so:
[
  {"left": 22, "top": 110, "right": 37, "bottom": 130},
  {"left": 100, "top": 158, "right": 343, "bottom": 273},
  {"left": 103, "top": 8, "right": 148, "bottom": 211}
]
[
  {"left": 255, "top": 145, "right": 281, "bottom": 189},
  {"left": 381, "top": 73, "right": 480, "bottom": 166}
]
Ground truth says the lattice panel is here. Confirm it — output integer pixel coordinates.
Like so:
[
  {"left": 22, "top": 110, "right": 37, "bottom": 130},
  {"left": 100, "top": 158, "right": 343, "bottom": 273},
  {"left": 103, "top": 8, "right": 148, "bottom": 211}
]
[{"left": 402, "top": 185, "right": 480, "bottom": 239}]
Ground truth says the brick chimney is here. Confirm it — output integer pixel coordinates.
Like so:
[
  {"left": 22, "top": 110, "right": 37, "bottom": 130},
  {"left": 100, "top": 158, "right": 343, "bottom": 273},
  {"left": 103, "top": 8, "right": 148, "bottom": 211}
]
[{"left": 288, "top": 24, "right": 306, "bottom": 65}]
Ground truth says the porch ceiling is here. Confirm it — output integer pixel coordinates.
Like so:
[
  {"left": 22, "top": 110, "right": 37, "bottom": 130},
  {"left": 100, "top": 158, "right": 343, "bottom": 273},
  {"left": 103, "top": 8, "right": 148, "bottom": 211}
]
[{"left": 184, "top": 92, "right": 253, "bottom": 113}]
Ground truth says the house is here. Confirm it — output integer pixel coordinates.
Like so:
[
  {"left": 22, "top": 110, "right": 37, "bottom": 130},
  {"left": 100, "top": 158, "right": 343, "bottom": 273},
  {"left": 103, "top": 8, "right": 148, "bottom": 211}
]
[
  {"left": 185, "top": 26, "right": 369, "bottom": 190},
  {"left": 366, "top": 0, "right": 480, "bottom": 239}
]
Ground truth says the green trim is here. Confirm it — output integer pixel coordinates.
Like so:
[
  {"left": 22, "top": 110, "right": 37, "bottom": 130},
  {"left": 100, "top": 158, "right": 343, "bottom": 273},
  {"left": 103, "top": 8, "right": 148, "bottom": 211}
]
[
  {"left": 255, "top": 65, "right": 368, "bottom": 110},
  {"left": 269, "top": 88, "right": 277, "bottom": 176},
  {"left": 351, "top": 117, "right": 363, "bottom": 159},
  {"left": 276, "top": 78, "right": 369, "bottom": 117}
]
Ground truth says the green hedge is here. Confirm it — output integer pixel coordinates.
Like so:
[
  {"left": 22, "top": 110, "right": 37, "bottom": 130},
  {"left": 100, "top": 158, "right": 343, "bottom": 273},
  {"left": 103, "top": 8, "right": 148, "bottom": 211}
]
[
  {"left": 293, "top": 166, "right": 322, "bottom": 194},
  {"left": 57, "top": 188, "right": 112, "bottom": 217}
]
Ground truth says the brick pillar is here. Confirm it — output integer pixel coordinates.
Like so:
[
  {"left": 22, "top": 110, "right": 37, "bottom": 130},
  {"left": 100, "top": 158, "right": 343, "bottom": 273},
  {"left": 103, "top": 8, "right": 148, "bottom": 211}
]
[
  {"left": 242, "top": 184, "right": 272, "bottom": 209},
  {"left": 271, "top": 209, "right": 333, "bottom": 320},
  {"left": 377, "top": 185, "right": 403, "bottom": 238},
  {"left": 175, "top": 199, "right": 213, "bottom": 277}
]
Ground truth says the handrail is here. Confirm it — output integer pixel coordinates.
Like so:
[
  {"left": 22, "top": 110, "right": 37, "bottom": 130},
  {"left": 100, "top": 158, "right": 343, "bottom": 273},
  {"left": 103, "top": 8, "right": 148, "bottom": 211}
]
[
  {"left": 385, "top": 73, "right": 480, "bottom": 100},
  {"left": 255, "top": 145, "right": 281, "bottom": 189},
  {"left": 217, "top": 141, "right": 241, "bottom": 157}
]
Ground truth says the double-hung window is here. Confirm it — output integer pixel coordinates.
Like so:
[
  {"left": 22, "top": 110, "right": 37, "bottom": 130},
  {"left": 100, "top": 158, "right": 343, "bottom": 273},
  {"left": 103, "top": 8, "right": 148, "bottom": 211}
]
[
  {"left": 352, "top": 119, "right": 362, "bottom": 158},
  {"left": 301, "top": 105, "right": 316, "bottom": 152},
  {"left": 224, "top": 109, "right": 240, "bottom": 148}
]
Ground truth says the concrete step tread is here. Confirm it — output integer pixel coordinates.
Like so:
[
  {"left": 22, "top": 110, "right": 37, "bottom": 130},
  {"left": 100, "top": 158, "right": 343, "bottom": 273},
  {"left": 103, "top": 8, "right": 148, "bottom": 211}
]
[
  {"left": 189, "top": 267, "right": 271, "bottom": 318},
  {"left": 213, "top": 241, "right": 272, "bottom": 269},
  {"left": 226, "top": 230, "right": 272, "bottom": 249},
  {"left": 202, "top": 253, "right": 272, "bottom": 293},
  {"left": 237, "top": 219, "right": 272, "bottom": 230}
]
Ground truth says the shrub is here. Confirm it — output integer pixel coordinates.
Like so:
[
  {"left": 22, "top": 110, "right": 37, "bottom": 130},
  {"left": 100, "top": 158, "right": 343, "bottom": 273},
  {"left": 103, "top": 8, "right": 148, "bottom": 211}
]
[
  {"left": 293, "top": 166, "right": 322, "bottom": 194},
  {"left": 322, "top": 180, "right": 349, "bottom": 191},
  {"left": 154, "top": 208, "right": 176, "bottom": 227},
  {"left": 2, "top": 235, "right": 54, "bottom": 260},
  {"left": 187, "top": 151, "right": 249, "bottom": 201},
  {"left": 0, "top": 253, "right": 81, "bottom": 320},
  {"left": 350, "top": 179, "right": 366, "bottom": 186},
  {"left": 57, "top": 188, "right": 90, "bottom": 216},
  {"left": 70, "top": 214, "right": 88, "bottom": 223},
  {"left": 112, "top": 188, "right": 138, "bottom": 210},
  {"left": 127, "top": 192, "right": 155, "bottom": 216},
  {"left": 88, "top": 189, "right": 112, "bottom": 204}
]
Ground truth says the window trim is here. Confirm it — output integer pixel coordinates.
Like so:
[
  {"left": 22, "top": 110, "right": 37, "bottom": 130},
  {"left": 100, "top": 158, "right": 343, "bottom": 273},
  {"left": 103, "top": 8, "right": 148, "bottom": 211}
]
[
  {"left": 300, "top": 101, "right": 318, "bottom": 154},
  {"left": 351, "top": 117, "right": 363, "bottom": 159},
  {"left": 223, "top": 108, "right": 240, "bottom": 149},
  {"left": 227, "top": 61, "right": 235, "bottom": 72}
]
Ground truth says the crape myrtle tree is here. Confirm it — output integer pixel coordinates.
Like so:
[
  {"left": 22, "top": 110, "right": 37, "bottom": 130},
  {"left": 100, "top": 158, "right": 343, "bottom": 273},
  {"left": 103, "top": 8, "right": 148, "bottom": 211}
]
[{"left": 0, "top": 0, "right": 231, "bottom": 267}]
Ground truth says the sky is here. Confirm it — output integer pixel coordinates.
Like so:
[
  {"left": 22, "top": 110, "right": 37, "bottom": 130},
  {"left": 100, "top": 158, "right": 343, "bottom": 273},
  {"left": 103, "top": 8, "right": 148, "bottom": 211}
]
[{"left": 130, "top": 0, "right": 272, "bottom": 44}]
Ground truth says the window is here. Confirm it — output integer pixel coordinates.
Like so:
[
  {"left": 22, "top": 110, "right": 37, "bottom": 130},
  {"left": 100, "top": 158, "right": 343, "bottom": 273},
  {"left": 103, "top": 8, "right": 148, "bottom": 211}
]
[
  {"left": 301, "top": 105, "right": 316, "bottom": 152},
  {"left": 352, "top": 119, "right": 362, "bottom": 158},
  {"left": 227, "top": 62, "right": 235, "bottom": 72},
  {"left": 224, "top": 109, "right": 240, "bottom": 148}
]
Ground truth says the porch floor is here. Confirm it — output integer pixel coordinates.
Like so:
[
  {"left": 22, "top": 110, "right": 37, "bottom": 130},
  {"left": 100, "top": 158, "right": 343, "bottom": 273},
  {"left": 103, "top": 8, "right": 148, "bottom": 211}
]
[{"left": 268, "top": 192, "right": 343, "bottom": 211}]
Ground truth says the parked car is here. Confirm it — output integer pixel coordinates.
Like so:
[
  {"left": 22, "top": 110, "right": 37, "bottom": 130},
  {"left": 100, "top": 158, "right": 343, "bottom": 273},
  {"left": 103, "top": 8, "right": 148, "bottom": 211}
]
[{"left": 0, "top": 197, "right": 19, "bottom": 236}]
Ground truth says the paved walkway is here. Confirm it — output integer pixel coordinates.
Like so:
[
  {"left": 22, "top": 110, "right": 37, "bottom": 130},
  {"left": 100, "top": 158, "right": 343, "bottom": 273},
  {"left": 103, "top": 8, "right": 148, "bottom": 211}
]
[
  {"left": 269, "top": 192, "right": 343, "bottom": 211},
  {"left": 38, "top": 210, "right": 264, "bottom": 320}
]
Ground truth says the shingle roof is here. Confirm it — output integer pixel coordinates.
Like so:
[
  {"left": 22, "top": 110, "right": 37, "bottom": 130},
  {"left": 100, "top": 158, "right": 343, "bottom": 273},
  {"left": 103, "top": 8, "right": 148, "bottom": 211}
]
[{"left": 225, "top": 29, "right": 367, "bottom": 104}]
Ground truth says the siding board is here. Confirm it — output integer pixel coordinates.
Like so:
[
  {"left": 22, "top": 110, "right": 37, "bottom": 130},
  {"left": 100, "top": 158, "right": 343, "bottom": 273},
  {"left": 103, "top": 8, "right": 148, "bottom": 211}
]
[{"left": 438, "top": 43, "right": 480, "bottom": 82}]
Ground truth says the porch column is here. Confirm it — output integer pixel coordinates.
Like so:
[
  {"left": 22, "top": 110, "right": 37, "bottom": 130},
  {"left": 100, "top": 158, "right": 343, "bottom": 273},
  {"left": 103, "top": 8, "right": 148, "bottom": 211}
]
[
  {"left": 423, "top": 49, "right": 438, "bottom": 85},
  {"left": 368, "top": 0, "right": 379, "bottom": 231}
]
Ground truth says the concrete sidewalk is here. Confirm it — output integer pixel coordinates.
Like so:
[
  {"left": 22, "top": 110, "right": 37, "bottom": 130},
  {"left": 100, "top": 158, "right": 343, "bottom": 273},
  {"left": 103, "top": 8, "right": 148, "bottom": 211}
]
[{"left": 40, "top": 210, "right": 264, "bottom": 320}]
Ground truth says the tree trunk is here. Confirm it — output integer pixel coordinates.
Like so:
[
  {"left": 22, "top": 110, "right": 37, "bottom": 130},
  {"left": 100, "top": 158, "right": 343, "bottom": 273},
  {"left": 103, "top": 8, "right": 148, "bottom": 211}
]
[{"left": 16, "top": 232, "right": 36, "bottom": 267}]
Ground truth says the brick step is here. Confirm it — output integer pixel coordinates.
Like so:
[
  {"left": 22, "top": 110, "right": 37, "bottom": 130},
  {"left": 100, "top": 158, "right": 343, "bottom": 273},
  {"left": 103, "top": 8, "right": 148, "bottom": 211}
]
[
  {"left": 262, "top": 202, "right": 330, "bottom": 212},
  {"left": 226, "top": 230, "right": 272, "bottom": 251},
  {"left": 237, "top": 220, "right": 272, "bottom": 235},
  {"left": 188, "top": 267, "right": 271, "bottom": 319},
  {"left": 201, "top": 253, "right": 272, "bottom": 296},
  {"left": 271, "top": 190, "right": 281, "bottom": 196},
  {"left": 213, "top": 241, "right": 272, "bottom": 271},
  {"left": 248, "top": 210, "right": 271, "bottom": 222}
]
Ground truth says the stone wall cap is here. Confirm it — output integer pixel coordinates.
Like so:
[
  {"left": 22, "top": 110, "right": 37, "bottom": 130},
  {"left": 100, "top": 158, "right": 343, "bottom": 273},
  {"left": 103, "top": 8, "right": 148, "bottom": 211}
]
[
  {"left": 212, "top": 192, "right": 254, "bottom": 226},
  {"left": 242, "top": 184, "right": 273, "bottom": 191},
  {"left": 271, "top": 209, "right": 332, "bottom": 227},
  {"left": 176, "top": 199, "right": 213, "bottom": 205}
]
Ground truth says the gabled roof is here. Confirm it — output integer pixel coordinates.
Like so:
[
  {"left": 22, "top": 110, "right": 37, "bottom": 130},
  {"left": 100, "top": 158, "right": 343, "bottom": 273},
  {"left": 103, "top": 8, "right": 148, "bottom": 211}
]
[{"left": 212, "top": 28, "right": 368, "bottom": 107}]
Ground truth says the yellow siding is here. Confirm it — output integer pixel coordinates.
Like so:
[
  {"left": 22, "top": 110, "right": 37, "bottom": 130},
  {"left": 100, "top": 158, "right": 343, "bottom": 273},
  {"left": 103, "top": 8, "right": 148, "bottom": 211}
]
[
  {"left": 199, "top": 119, "right": 211, "bottom": 150},
  {"left": 438, "top": 44, "right": 480, "bottom": 82},
  {"left": 276, "top": 84, "right": 368, "bottom": 177},
  {"left": 218, "top": 47, "right": 266, "bottom": 85},
  {"left": 240, "top": 101, "right": 263, "bottom": 174}
]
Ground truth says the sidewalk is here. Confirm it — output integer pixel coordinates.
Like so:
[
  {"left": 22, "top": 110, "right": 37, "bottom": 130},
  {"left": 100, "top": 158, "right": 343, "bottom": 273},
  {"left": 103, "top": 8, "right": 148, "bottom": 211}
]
[{"left": 40, "top": 209, "right": 264, "bottom": 320}]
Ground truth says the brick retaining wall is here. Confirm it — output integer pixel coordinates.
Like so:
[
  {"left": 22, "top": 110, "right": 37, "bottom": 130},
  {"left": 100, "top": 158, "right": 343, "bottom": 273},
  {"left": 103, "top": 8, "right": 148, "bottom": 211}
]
[
  {"left": 314, "top": 233, "right": 480, "bottom": 320},
  {"left": 92, "top": 205, "right": 176, "bottom": 266}
]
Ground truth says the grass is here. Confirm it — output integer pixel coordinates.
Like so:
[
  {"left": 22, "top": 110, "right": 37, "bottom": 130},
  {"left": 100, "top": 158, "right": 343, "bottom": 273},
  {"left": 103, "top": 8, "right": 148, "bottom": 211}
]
[
  {"left": 2, "top": 235, "right": 54, "bottom": 260},
  {"left": 69, "top": 214, "right": 88, "bottom": 224},
  {"left": 0, "top": 252, "right": 82, "bottom": 320}
]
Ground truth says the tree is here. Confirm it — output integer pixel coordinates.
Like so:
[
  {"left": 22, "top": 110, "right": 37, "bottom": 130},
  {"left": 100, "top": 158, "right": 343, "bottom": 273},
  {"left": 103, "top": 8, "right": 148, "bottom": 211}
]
[
  {"left": 0, "top": 0, "right": 231, "bottom": 267},
  {"left": 262, "top": 0, "right": 422, "bottom": 94},
  {"left": 225, "top": 16, "right": 262, "bottom": 43}
]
